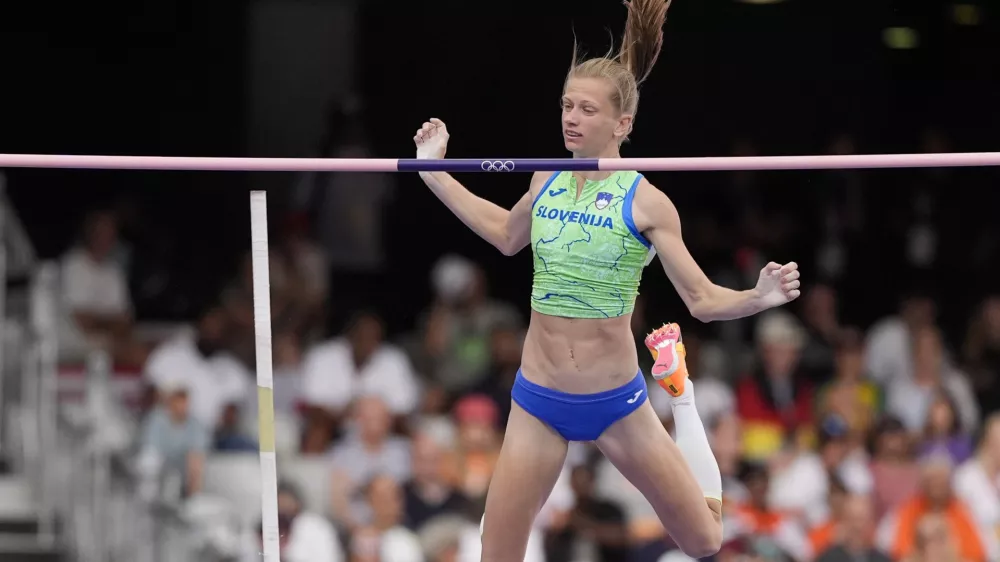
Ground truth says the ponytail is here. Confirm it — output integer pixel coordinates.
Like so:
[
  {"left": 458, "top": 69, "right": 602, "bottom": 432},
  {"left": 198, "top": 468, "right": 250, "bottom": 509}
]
[
  {"left": 566, "top": 0, "right": 672, "bottom": 136},
  {"left": 617, "top": 0, "right": 671, "bottom": 85}
]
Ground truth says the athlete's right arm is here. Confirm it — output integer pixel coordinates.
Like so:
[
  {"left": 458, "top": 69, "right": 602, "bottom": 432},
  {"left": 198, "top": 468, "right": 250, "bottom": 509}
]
[{"left": 414, "top": 118, "right": 541, "bottom": 256}]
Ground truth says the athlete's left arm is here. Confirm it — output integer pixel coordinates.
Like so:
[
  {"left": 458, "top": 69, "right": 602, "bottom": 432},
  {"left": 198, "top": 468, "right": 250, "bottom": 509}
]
[{"left": 632, "top": 178, "right": 800, "bottom": 322}]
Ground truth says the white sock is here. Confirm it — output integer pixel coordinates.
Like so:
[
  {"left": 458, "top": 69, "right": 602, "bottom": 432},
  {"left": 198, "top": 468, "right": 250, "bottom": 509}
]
[{"left": 670, "top": 380, "right": 723, "bottom": 502}]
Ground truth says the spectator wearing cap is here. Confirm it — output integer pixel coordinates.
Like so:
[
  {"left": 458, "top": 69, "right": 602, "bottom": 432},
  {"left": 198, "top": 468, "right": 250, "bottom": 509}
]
[
  {"left": 876, "top": 453, "right": 990, "bottom": 562},
  {"left": 451, "top": 395, "right": 502, "bottom": 514},
  {"left": 736, "top": 311, "right": 816, "bottom": 461},
  {"left": 137, "top": 377, "right": 210, "bottom": 497},
  {"left": 412, "top": 256, "right": 522, "bottom": 397}
]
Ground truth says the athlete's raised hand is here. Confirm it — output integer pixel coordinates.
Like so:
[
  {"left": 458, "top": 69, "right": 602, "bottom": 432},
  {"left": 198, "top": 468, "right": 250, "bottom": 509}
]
[
  {"left": 754, "top": 261, "right": 801, "bottom": 309},
  {"left": 414, "top": 118, "right": 449, "bottom": 160}
]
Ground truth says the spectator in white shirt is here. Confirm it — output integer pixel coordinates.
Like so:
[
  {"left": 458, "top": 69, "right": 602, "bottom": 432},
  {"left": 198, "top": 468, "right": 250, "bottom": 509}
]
[
  {"left": 768, "top": 415, "right": 872, "bottom": 527},
  {"left": 885, "top": 325, "right": 979, "bottom": 435},
  {"left": 60, "top": 209, "right": 142, "bottom": 364},
  {"left": 300, "top": 310, "right": 419, "bottom": 452},
  {"left": 954, "top": 413, "right": 1000, "bottom": 554},
  {"left": 143, "top": 304, "right": 251, "bottom": 431},
  {"left": 865, "top": 290, "right": 945, "bottom": 385}
]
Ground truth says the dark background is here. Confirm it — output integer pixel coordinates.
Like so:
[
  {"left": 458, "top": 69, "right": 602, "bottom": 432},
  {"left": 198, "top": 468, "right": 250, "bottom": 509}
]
[{"left": 0, "top": 0, "right": 997, "bottom": 336}]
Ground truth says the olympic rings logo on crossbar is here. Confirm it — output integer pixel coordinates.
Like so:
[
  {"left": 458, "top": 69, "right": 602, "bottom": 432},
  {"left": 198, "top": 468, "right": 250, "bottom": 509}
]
[{"left": 481, "top": 160, "right": 515, "bottom": 172}]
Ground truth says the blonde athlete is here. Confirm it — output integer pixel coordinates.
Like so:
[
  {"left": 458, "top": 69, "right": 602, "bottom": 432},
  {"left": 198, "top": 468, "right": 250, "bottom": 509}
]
[{"left": 414, "top": 1, "right": 801, "bottom": 560}]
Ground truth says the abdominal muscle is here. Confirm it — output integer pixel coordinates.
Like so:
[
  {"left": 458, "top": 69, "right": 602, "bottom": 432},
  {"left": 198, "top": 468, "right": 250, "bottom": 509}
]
[{"left": 519, "top": 308, "right": 641, "bottom": 394}]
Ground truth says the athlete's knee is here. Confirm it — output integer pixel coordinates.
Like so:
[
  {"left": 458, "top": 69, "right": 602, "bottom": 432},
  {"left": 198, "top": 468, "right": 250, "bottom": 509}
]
[
  {"left": 676, "top": 523, "right": 723, "bottom": 559},
  {"left": 672, "top": 508, "right": 723, "bottom": 559}
]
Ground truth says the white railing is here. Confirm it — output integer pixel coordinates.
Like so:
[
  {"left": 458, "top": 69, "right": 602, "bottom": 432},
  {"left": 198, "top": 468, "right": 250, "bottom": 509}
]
[
  {"left": 0, "top": 171, "right": 37, "bottom": 473},
  {"left": 0, "top": 173, "right": 122, "bottom": 561},
  {"left": 31, "top": 263, "right": 59, "bottom": 547},
  {"left": 1, "top": 172, "right": 241, "bottom": 562}
]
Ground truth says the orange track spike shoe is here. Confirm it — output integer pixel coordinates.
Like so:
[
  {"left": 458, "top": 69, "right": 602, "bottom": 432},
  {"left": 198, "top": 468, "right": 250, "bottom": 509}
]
[{"left": 644, "top": 323, "right": 689, "bottom": 397}]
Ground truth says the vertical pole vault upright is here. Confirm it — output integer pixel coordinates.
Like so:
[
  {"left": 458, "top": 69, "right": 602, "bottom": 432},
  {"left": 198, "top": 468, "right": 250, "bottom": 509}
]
[{"left": 249, "top": 191, "right": 280, "bottom": 561}]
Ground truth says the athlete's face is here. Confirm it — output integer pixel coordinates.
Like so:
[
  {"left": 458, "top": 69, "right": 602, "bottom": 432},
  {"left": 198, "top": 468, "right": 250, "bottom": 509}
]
[{"left": 561, "top": 77, "right": 632, "bottom": 157}]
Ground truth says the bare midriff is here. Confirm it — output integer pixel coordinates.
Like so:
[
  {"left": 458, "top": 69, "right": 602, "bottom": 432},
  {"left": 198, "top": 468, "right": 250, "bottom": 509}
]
[{"left": 519, "top": 308, "right": 640, "bottom": 394}]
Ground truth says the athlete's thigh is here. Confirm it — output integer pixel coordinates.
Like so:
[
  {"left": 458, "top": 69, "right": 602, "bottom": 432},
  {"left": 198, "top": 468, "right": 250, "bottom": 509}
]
[
  {"left": 481, "top": 401, "right": 568, "bottom": 562},
  {"left": 595, "top": 401, "right": 719, "bottom": 542}
]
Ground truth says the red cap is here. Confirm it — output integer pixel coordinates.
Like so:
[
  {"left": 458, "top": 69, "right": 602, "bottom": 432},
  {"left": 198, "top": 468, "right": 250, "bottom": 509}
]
[{"left": 454, "top": 394, "right": 499, "bottom": 426}]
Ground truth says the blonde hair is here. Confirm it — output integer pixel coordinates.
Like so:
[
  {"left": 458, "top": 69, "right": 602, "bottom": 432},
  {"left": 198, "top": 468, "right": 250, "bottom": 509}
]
[{"left": 567, "top": 0, "right": 671, "bottom": 137}]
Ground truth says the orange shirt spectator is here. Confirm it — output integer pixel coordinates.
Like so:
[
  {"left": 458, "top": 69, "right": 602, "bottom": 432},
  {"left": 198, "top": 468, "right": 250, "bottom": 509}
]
[
  {"left": 813, "top": 494, "right": 892, "bottom": 562},
  {"left": 876, "top": 455, "right": 989, "bottom": 562}
]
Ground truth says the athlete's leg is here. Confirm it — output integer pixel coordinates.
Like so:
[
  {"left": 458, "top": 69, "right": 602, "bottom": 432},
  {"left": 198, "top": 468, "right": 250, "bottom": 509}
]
[
  {"left": 595, "top": 324, "right": 723, "bottom": 558},
  {"left": 480, "top": 401, "right": 569, "bottom": 562},
  {"left": 645, "top": 323, "right": 725, "bottom": 502},
  {"left": 595, "top": 399, "right": 723, "bottom": 558}
]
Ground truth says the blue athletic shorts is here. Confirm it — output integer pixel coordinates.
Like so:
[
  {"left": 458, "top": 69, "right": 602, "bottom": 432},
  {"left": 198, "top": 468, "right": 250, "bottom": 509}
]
[{"left": 510, "top": 369, "right": 648, "bottom": 441}]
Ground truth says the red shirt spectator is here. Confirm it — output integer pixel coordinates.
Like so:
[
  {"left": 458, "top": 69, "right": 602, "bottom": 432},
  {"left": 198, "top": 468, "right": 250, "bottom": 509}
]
[{"left": 737, "top": 311, "right": 816, "bottom": 460}]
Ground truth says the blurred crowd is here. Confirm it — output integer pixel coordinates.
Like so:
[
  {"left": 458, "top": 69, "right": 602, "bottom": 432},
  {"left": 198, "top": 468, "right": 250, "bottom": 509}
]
[{"left": 50, "top": 135, "right": 1000, "bottom": 562}]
